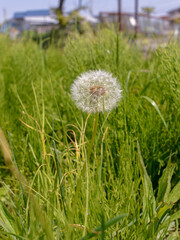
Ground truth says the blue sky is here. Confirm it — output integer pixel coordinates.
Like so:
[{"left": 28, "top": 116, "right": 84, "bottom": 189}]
[{"left": 0, "top": 0, "right": 179, "bottom": 23}]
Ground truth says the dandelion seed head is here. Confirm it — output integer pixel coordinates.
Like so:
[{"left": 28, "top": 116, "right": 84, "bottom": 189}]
[{"left": 71, "top": 70, "right": 122, "bottom": 113}]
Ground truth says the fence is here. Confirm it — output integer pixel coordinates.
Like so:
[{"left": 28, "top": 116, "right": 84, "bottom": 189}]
[{"left": 99, "top": 12, "right": 180, "bottom": 39}]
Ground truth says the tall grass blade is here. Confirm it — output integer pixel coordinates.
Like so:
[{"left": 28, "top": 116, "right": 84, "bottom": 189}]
[
  {"left": 141, "top": 96, "right": 168, "bottom": 129},
  {"left": 80, "top": 213, "right": 128, "bottom": 240},
  {"left": 160, "top": 210, "right": 180, "bottom": 229},
  {"left": 0, "top": 231, "right": 25, "bottom": 239},
  {"left": 52, "top": 121, "right": 66, "bottom": 216},
  {"left": 8, "top": 131, "right": 27, "bottom": 207},
  {"left": 0, "top": 202, "right": 15, "bottom": 234},
  {"left": 0, "top": 129, "right": 55, "bottom": 240},
  {"left": 137, "top": 141, "right": 156, "bottom": 217},
  {"left": 157, "top": 158, "right": 175, "bottom": 203},
  {"left": 166, "top": 181, "right": 180, "bottom": 205}
]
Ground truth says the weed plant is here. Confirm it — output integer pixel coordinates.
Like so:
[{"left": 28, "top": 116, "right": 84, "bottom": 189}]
[{"left": 0, "top": 30, "right": 179, "bottom": 239}]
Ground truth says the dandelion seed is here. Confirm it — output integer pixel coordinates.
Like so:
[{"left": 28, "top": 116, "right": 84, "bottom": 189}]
[{"left": 71, "top": 70, "right": 122, "bottom": 113}]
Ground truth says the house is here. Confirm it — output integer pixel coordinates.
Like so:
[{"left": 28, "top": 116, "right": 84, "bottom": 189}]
[
  {"left": 168, "top": 7, "right": 180, "bottom": 16},
  {"left": 168, "top": 7, "right": 180, "bottom": 22},
  {"left": 14, "top": 9, "right": 58, "bottom": 32},
  {"left": 0, "top": 9, "right": 59, "bottom": 37}
]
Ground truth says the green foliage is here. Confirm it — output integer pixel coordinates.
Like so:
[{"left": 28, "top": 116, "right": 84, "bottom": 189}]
[
  {"left": 137, "top": 142, "right": 179, "bottom": 239},
  {"left": 0, "top": 30, "right": 179, "bottom": 239}
]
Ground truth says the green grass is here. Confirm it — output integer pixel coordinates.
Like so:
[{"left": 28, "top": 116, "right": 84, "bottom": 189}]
[{"left": 0, "top": 29, "right": 179, "bottom": 239}]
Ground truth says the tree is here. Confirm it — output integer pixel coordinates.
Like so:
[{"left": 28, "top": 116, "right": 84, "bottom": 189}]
[
  {"left": 55, "top": 0, "right": 87, "bottom": 28},
  {"left": 142, "top": 7, "right": 155, "bottom": 17},
  {"left": 58, "top": 0, "right": 66, "bottom": 14}
]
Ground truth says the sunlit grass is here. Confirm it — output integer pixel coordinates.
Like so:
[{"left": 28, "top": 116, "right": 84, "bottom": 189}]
[{"left": 0, "top": 30, "right": 179, "bottom": 239}]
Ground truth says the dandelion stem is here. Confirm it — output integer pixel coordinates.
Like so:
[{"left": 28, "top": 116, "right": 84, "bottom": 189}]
[
  {"left": 71, "top": 113, "right": 99, "bottom": 225},
  {"left": 87, "top": 113, "right": 99, "bottom": 160},
  {"left": 83, "top": 159, "right": 89, "bottom": 236}
]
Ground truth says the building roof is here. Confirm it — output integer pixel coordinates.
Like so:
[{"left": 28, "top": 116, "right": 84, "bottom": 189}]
[
  {"left": 168, "top": 7, "right": 180, "bottom": 14},
  {"left": 14, "top": 9, "right": 50, "bottom": 19},
  {"left": 79, "top": 10, "right": 99, "bottom": 23},
  {"left": 24, "top": 16, "right": 58, "bottom": 25}
]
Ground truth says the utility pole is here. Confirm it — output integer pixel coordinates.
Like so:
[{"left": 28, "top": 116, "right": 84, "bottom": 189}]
[
  {"left": 118, "top": 0, "right": 122, "bottom": 31},
  {"left": 3, "top": 8, "right": 7, "bottom": 22},
  {"left": 79, "top": 0, "right": 82, "bottom": 8},
  {"left": 89, "top": 0, "right": 93, "bottom": 15},
  {"left": 135, "top": 0, "right": 138, "bottom": 37}
]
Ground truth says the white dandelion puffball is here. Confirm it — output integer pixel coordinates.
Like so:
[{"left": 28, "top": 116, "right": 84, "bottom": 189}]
[{"left": 71, "top": 70, "right": 122, "bottom": 113}]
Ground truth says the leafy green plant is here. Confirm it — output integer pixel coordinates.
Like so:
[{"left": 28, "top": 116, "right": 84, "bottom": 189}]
[{"left": 136, "top": 141, "right": 179, "bottom": 239}]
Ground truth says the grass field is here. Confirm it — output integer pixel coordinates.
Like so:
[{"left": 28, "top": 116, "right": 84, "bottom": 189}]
[{"left": 0, "top": 29, "right": 179, "bottom": 239}]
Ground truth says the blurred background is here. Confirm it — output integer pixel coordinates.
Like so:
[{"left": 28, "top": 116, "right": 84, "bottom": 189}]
[{"left": 0, "top": 0, "right": 180, "bottom": 44}]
